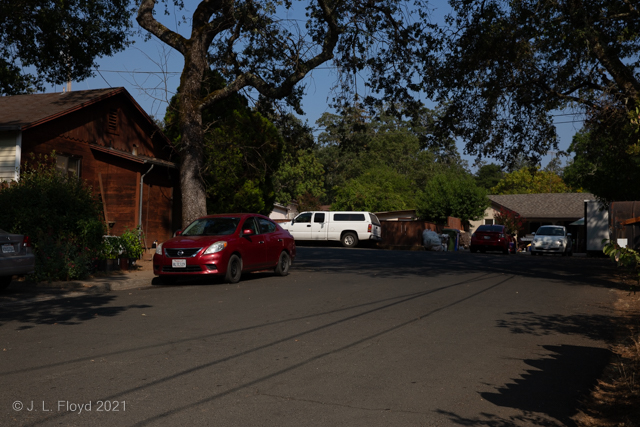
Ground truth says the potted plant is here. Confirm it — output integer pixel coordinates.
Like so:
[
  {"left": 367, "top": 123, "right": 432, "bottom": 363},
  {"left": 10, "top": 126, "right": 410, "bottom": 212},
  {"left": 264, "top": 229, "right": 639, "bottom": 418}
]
[
  {"left": 119, "top": 228, "right": 144, "bottom": 270},
  {"left": 98, "top": 236, "right": 122, "bottom": 271}
]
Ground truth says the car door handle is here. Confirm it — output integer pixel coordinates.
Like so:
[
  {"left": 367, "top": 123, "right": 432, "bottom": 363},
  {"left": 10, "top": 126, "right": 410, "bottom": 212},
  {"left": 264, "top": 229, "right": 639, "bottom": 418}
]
[
  {"left": 259, "top": 241, "right": 265, "bottom": 244},
  {"left": 278, "top": 239, "right": 283, "bottom": 242},
  {"left": 307, "top": 224, "right": 311, "bottom": 227}
]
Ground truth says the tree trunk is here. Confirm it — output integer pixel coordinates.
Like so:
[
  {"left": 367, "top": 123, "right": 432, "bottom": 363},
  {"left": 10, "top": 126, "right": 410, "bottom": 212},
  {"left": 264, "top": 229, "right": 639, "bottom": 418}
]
[{"left": 177, "top": 42, "right": 209, "bottom": 228}]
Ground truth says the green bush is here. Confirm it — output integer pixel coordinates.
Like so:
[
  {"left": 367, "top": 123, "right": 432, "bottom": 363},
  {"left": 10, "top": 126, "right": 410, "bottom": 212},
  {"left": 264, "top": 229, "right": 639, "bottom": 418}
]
[
  {"left": 119, "top": 227, "right": 144, "bottom": 259},
  {"left": 0, "top": 153, "right": 105, "bottom": 281}
]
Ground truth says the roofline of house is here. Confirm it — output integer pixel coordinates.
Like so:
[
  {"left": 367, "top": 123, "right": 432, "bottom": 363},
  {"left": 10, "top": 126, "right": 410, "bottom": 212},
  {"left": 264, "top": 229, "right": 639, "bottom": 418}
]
[{"left": 16, "top": 88, "right": 173, "bottom": 147}]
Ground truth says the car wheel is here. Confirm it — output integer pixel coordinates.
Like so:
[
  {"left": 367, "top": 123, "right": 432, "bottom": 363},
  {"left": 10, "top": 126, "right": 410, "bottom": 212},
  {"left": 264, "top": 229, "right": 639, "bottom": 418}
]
[
  {"left": 225, "top": 255, "right": 242, "bottom": 284},
  {"left": 0, "top": 276, "right": 12, "bottom": 290},
  {"left": 341, "top": 232, "right": 358, "bottom": 248},
  {"left": 275, "top": 251, "right": 291, "bottom": 276}
]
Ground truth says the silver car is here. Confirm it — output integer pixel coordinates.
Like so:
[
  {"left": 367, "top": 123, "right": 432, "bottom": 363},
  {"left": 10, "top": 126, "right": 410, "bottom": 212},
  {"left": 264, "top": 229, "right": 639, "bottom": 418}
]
[
  {"left": 531, "top": 225, "right": 573, "bottom": 256},
  {"left": 0, "top": 229, "right": 36, "bottom": 289}
]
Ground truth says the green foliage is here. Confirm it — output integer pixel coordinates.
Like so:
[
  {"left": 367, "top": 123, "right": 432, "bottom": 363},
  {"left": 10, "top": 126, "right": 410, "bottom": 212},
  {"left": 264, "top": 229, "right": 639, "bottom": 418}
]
[
  {"left": 416, "top": 172, "right": 489, "bottom": 223},
  {"left": 99, "top": 237, "right": 122, "bottom": 260},
  {"left": 0, "top": 153, "right": 105, "bottom": 281},
  {"left": 273, "top": 149, "right": 325, "bottom": 206},
  {"left": 331, "top": 166, "right": 414, "bottom": 212},
  {"left": 564, "top": 108, "right": 640, "bottom": 203},
  {"left": 1, "top": 0, "right": 133, "bottom": 95},
  {"left": 316, "top": 108, "right": 466, "bottom": 206},
  {"left": 491, "top": 167, "right": 574, "bottom": 195},
  {"left": 165, "top": 71, "right": 284, "bottom": 215},
  {"left": 119, "top": 228, "right": 144, "bottom": 259},
  {"left": 425, "top": 0, "right": 640, "bottom": 166},
  {"left": 603, "top": 240, "right": 640, "bottom": 292},
  {"left": 475, "top": 164, "right": 504, "bottom": 191}
]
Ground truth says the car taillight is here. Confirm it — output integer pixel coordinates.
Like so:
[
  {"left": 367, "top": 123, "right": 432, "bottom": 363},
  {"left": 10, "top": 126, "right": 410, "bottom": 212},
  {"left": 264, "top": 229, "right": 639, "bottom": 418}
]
[
  {"left": 368, "top": 224, "right": 372, "bottom": 233},
  {"left": 22, "top": 236, "right": 31, "bottom": 247}
]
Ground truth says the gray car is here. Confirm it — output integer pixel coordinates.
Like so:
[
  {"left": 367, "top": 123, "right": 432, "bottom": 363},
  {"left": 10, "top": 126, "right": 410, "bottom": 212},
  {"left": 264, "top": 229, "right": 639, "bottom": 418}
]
[
  {"left": 0, "top": 229, "right": 36, "bottom": 289},
  {"left": 531, "top": 225, "right": 573, "bottom": 256}
]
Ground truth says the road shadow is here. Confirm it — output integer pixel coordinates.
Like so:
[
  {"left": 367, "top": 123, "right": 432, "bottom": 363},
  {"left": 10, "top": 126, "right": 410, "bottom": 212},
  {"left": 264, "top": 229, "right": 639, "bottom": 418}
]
[
  {"left": 436, "top": 345, "right": 611, "bottom": 426},
  {"left": 0, "top": 295, "right": 152, "bottom": 326},
  {"left": 293, "top": 247, "right": 622, "bottom": 290}
]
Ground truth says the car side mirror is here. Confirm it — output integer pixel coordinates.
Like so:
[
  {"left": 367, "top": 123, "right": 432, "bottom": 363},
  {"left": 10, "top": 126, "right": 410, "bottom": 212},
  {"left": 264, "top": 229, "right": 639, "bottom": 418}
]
[
  {"left": 174, "top": 230, "right": 183, "bottom": 236},
  {"left": 243, "top": 229, "right": 255, "bottom": 236},
  {"left": 291, "top": 219, "right": 295, "bottom": 225},
  {"left": 531, "top": 232, "right": 536, "bottom": 236}
]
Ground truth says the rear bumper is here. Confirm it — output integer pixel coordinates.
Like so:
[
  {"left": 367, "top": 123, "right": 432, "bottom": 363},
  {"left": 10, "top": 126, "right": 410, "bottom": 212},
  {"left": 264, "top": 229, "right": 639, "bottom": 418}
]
[{"left": 0, "top": 254, "right": 36, "bottom": 277}]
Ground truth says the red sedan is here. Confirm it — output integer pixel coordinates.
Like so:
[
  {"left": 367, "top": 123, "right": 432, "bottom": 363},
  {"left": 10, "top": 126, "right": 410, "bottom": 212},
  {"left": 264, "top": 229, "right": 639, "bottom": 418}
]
[
  {"left": 153, "top": 213, "right": 296, "bottom": 284},
  {"left": 470, "top": 224, "right": 515, "bottom": 254}
]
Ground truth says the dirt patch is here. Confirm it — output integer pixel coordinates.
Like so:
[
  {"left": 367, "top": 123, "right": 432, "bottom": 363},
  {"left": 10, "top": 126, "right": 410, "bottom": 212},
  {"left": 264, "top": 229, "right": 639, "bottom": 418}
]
[{"left": 574, "top": 287, "right": 640, "bottom": 427}]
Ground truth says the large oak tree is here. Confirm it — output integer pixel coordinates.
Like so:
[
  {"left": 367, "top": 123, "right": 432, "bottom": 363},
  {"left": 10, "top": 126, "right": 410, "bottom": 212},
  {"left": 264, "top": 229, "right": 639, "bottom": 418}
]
[
  {"left": 0, "top": 0, "right": 133, "bottom": 95},
  {"left": 137, "top": 0, "right": 432, "bottom": 226}
]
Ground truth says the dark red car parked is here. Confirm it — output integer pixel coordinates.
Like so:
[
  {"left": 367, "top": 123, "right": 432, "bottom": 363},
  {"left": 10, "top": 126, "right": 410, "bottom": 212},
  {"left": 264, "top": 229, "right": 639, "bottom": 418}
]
[
  {"left": 470, "top": 224, "right": 515, "bottom": 254},
  {"left": 153, "top": 213, "right": 296, "bottom": 284}
]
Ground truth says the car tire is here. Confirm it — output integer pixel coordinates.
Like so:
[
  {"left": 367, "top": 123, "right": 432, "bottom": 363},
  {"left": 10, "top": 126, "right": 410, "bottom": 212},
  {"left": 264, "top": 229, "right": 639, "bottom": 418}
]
[
  {"left": 0, "top": 276, "right": 12, "bottom": 290},
  {"left": 341, "top": 232, "right": 358, "bottom": 248},
  {"left": 275, "top": 251, "right": 291, "bottom": 276},
  {"left": 225, "top": 255, "right": 242, "bottom": 284}
]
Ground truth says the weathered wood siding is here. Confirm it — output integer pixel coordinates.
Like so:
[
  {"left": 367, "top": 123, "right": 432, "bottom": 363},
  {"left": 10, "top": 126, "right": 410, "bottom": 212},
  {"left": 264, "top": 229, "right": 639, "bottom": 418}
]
[{"left": 20, "top": 92, "right": 179, "bottom": 247}]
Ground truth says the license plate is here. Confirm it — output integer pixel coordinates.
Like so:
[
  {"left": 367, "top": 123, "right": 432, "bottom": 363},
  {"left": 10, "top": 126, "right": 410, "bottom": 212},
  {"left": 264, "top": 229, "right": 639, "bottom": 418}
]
[
  {"left": 483, "top": 236, "right": 491, "bottom": 240},
  {"left": 2, "top": 244, "right": 15, "bottom": 253},
  {"left": 172, "top": 259, "right": 187, "bottom": 268}
]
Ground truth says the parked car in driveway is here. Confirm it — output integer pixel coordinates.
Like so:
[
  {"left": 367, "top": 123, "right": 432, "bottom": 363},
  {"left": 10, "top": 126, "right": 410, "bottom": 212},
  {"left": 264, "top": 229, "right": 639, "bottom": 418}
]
[
  {"left": 531, "top": 225, "right": 573, "bottom": 256},
  {"left": 470, "top": 224, "right": 515, "bottom": 254},
  {"left": 153, "top": 213, "right": 296, "bottom": 284},
  {"left": 0, "top": 229, "right": 36, "bottom": 290}
]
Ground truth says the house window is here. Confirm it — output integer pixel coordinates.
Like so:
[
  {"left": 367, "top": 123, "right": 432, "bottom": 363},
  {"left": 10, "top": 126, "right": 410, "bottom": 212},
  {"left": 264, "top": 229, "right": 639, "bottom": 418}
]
[
  {"left": 107, "top": 109, "right": 119, "bottom": 134},
  {"left": 56, "top": 154, "right": 81, "bottom": 178},
  {"left": 484, "top": 219, "right": 494, "bottom": 225}
]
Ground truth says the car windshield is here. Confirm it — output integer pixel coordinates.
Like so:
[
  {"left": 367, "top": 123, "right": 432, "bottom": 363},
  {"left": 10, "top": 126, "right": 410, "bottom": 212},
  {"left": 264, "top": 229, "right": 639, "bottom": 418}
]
[
  {"left": 182, "top": 217, "right": 240, "bottom": 236},
  {"left": 536, "top": 227, "right": 564, "bottom": 236},
  {"left": 476, "top": 225, "right": 504, "bottom": 233}
]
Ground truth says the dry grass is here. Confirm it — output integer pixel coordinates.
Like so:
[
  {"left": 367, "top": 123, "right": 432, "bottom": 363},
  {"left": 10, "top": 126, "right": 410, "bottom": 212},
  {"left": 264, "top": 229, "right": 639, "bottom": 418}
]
[{"left": 574, "top": 287, "right": 640, "bottom": 427}]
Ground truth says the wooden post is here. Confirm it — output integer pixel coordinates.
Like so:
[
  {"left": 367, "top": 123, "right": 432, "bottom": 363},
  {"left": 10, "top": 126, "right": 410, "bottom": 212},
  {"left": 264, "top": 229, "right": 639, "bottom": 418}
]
[{"left": 98, "top": 173, "right": 109, "bottom": 231}]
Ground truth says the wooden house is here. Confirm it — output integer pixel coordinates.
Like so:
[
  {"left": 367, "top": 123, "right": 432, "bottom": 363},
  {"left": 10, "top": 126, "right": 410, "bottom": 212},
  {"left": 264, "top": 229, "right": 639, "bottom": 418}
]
[{"left": 0, "top": 87, "right": 181, "bottom": 248}]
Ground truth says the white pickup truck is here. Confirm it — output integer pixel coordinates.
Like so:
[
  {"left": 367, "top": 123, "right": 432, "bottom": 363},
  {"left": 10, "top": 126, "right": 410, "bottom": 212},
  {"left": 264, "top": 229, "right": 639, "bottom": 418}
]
[{"left": 280, "top": 211, "right": 382, "bottom": 247}]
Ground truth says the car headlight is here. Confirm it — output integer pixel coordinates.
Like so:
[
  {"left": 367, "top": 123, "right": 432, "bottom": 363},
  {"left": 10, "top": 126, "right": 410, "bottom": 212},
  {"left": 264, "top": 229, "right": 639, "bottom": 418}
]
[
  {"left": 203, "top": 241, "right": 227, "bottom": 255},
  {"left": 155, "top": 242, "right": 163, "bottom": 255}
]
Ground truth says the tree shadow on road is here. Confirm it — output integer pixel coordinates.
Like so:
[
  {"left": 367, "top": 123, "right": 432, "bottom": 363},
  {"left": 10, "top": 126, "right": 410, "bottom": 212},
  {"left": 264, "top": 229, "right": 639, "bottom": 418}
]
[{"left": 0, "top": 295, "right": 151, "bottom": 326}]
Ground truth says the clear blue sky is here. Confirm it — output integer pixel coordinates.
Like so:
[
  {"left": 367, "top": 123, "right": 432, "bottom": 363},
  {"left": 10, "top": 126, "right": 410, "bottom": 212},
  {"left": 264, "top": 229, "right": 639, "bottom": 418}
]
[{"left": 59, "top": 3, "right": 583, "bottom": 172}]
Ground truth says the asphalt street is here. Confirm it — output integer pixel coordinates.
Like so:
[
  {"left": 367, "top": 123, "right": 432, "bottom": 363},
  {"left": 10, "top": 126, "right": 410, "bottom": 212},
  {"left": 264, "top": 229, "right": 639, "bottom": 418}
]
[{"left": 0, "top": 247, "right": 620, "bottom": 426}]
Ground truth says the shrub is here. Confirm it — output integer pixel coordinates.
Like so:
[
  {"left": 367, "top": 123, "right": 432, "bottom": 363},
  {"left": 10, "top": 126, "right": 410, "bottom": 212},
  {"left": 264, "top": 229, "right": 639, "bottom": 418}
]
[
  {"left": 0, "top": 152, "right": 105, "bottom": 281},
  {"left": 119, "top": 227, "right": 144, "bottom": 259}
]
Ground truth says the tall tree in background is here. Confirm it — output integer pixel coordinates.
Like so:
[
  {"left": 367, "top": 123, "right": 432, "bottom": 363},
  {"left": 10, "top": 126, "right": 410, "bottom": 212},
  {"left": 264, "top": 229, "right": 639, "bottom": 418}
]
[
  {"left": 491, "top": 167, "right": 574, "bottom": 195},
  {"left": 137, "top": 0, "right": 433, "bottom": 227},
  {"left": 416, "top": 172, "right": 489, "bottom": 223},
  {"left": 316, "top": 107, "right": 465, "bottom": 207},
  {"left": 425, "top": 0, "right": 640, "bottom": 168},
  {"left": 475, "top": 164, "right": 504, "bottom": 192},
  {"left": 0, "top": 0, "right": 133, "bottom": 95}
]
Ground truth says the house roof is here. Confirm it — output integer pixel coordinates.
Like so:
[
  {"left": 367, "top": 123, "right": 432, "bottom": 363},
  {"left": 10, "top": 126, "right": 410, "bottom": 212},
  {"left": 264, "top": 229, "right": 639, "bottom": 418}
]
[
  {"left": 489, "top": 193, "right": 596, "bottom": 219},
  {"left": 0, "top": 88, "right": 130, "bottom": 131}
]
